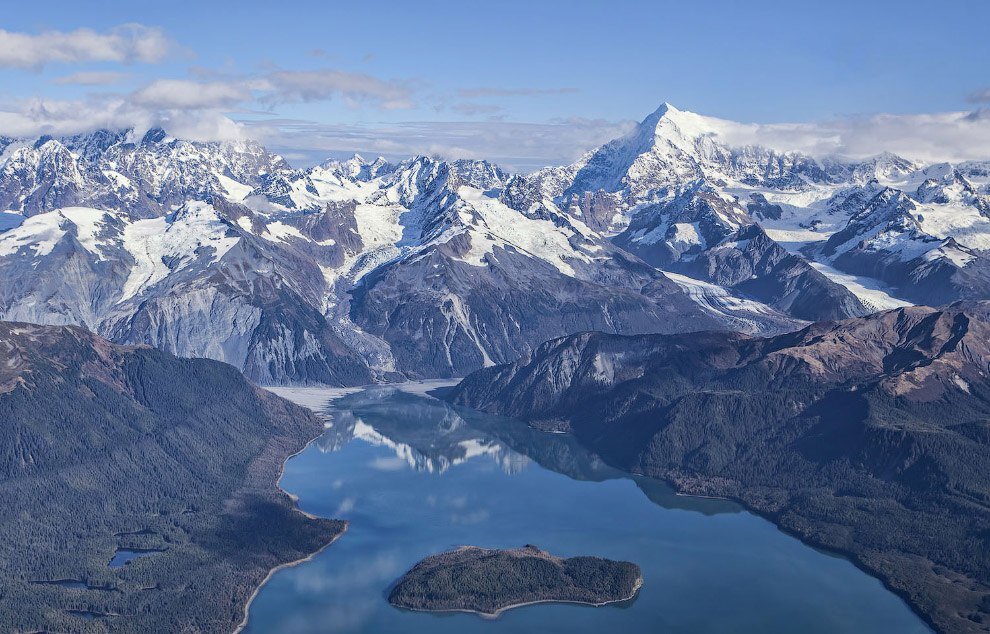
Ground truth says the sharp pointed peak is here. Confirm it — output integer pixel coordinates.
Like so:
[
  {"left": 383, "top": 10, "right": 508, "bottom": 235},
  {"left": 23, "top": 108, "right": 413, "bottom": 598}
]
[
  {"left": 32, "top": 135, "right": 59, "bottom": 150},
  {"left": 140, "top": 127, "right": 169, "bottom": 146},
  {"left": 641, "top": 102, "right": 682, "bottom": 126},
  {"left": 632, "top": 102, "right": 720, "bottom": 148},
  {"left": 651, "top": 101, "right": 680, "bottom": 116}
]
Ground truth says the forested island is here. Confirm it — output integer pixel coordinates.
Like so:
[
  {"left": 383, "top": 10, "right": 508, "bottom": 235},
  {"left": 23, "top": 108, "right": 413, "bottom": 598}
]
[
  {"left": 0, "top": 322, "right": 345, "bottom": 633},
  {"left": 388, "top": 545, "right": 642, "bottom": 616}
]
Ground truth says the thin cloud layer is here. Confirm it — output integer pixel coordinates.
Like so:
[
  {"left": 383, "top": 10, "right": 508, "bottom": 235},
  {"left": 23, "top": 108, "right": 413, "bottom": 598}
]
[
  {"left": 5, "top": 88, "right": 990, "bottom": 171},
  {"left": 458, "top": 87, "right": 578, "bottom": 98},
  {"left": 247, "top": 117, "right": 637, "bottom": 171},
  {"left": 259, "top": 70, "right": 413, "bottom": 109},
  {"left": 131, "top": 79, "right": 252, "bottom": 110},
  {"left": 0, "top": 23, "right": 988, "bottom": 170},
  {"left": 709, "top": 109, "right": 990, "bottom": 164},
  {"left": 0, "top": 24, "right": 172, "bottom": 70},
  {"left": 968, "top": 88, "right": 990, "bottom": 104},
  {"left": 257, "top": 107, "right": 990, "bottom": 170},
  {"left": 127, "top": 71, "right": 414, "bottom": 112},
  {"left": 53, "top": 71, "right": 131, "bottom": 86}
]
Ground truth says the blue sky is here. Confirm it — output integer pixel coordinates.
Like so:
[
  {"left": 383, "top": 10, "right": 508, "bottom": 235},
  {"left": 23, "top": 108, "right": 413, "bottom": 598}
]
[{"left": 2, "top": 0, "right": 989, "bottom": 169}]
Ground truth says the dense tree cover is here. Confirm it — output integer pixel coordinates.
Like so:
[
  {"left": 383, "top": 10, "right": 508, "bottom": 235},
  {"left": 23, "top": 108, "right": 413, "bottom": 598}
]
[
  {"left": 450, "top": 304, "right": 990, "bottom": 634},
  {"left": 388, "top": 545, "right": 641, "bottom": 615},
  {"left": 0, "top": 323, "right": 345, "bottom": 633}
]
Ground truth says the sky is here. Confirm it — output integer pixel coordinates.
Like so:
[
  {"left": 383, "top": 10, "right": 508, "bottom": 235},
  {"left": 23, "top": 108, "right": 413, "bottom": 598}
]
[{"left": 1, "top": 0, "right": 989, "bottom": 171}]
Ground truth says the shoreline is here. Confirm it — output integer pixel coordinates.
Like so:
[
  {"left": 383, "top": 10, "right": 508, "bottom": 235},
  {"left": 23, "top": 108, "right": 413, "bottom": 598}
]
[
  {"left": 392, "top": 575, "right": 644, "bottom": 619},
  {"left": 233, "top": 430, "right": 349, "bottom": 633},
  {"left": 234, "top": 526, "right": 348, "bottom": 633},
  {"left": 518, "top": 416, "right": 940, "bottom": 632},
  {"left": 638, "top": 468, "right": 940, "bottom": 633}
]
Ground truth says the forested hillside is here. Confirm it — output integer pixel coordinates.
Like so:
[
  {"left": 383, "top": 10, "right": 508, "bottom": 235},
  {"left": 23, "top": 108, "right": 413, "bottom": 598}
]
[
  {"left": 449, "top": 303, "right": 990, "bottom": 634},
  {"left": 0, "top": 322, "right": 345, "bottom": 633}
]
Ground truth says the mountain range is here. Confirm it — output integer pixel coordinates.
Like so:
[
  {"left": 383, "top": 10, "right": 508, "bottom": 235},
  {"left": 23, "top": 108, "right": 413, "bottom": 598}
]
[{"left": 2, "top": 103, "right": 990, "bottom": 384}]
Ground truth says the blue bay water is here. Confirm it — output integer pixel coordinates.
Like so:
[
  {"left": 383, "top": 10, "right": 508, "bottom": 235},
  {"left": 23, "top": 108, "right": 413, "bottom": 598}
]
[{"left": 246, "top": 385, "right": 928, "bottom": 633}]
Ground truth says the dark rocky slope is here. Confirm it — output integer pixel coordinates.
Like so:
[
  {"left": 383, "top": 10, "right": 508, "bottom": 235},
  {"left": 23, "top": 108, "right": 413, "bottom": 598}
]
[
  {"left": 0, "top": 322, "right": 344, "bottom": 633},
  {"left": 449, "top": 303, "right": 990, "bottom": 634},
  {"left": 349, "top": 240, "right": 736, "bottom": 378},
  {"left": 612, "top": 184, "right": 868, "bottom": 321}
]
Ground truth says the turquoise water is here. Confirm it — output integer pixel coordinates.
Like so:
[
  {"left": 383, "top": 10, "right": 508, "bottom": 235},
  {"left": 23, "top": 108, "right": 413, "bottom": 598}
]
[{"left": 246, "top": 385, "right": 928, "bottom": 633}]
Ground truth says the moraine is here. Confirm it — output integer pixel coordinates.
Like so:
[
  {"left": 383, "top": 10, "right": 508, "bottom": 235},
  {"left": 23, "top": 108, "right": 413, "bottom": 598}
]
[{"left": 245, "top": 383, "right": 928, "bottom": 633}]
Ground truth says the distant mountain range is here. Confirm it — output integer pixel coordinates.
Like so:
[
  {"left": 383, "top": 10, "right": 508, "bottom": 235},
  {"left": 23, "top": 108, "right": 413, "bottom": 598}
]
[
  {"left": 1, "top": 104, "right": 989, "bottom": 384},
  {"left": 448, "top": 302, "right": 990, "bottom": 634}
]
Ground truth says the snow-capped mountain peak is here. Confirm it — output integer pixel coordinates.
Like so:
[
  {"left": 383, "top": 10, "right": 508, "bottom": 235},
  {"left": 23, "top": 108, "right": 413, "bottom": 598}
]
[{"left": 2, "top": 105, "right": 990, "bottom": 385}]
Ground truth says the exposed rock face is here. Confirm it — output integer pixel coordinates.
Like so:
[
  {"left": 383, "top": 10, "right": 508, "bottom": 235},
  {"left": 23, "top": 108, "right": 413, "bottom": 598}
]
[
  {"left": 612, "top": 182, "right": 868, "bottom": 321},
  {"left": 0, "top": 136, "right": 800, "bottom": 384},
  {"left": 2, "top": 103, "right": 990, "bottom": 383},
  {"left": 0, "top": 202, "right": 374, "bottom": 385},
  {"left": 349, "top": 239, "right": 726, "bottom": 377},
  {"left": 0, "top": 322, "right": 345, "bottom": 633},
  {"left": 448, "top": 303, "right": 990, "bottom": 634},
  {"left": 540, "top": 104, "right": 990, "bottom": 312},
  {"left": 816, "top": 187, "right": 990, "bottom": 306},
  {"left": 0, "top": 129, "right": 287, "bottom": 218}
]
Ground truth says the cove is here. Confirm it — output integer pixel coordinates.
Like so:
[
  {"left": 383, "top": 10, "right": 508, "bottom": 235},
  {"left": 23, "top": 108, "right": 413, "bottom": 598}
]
[{"left": 245, "top": 384, "right": 928, "bottom": 633}]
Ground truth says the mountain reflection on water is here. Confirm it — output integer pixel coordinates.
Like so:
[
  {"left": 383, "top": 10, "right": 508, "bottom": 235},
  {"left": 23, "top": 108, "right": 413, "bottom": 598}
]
[
  {"left": 317, "top": 386, "right": 741, "bottom": 516},
  {"left": 245, "top": 384, "right": 928, "bottom": 634}
]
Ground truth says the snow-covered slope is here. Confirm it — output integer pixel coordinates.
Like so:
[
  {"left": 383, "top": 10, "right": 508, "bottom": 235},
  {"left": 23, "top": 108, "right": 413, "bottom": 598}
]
[
  {"left": 543, "top": 104, "right": 990, "bottom": 310},
  {"left": 0, "top": 128, "right": 287, "bottom": 218},
  {"left": 0, "top": 200, "right": 373, "bottom": 384},
  {"left": 0, "top": 141, "right": 796, "bottom": 383},
  {"left": 2, "top": 104, "right": 990, "bottom": 384}
]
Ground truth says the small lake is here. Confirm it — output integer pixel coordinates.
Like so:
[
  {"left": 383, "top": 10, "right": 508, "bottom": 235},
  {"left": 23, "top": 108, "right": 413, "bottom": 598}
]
[
  {"left": 108, "top": 548, "right": 164, "bottom": 568},
  {"left": 246, "top": 384, "right": 928, "bottom": 633}
]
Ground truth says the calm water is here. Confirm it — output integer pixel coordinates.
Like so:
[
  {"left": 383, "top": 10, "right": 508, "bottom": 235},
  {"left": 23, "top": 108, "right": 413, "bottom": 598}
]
[
  {"left": 246, "top": 385, "right": 928, "bottom": 633},
  {"left": 108, "top": 548, "right": 164, "bottom": 568}
]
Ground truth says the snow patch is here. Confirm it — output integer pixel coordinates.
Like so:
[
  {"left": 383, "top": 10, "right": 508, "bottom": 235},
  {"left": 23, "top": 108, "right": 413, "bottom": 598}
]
[
  {"left": 456, "top": 186, "right": 592, "bottom": 276},
  {"left": 119, "top": 202, "right": 239, "bottom": 301},
  {"left": 669, "top": 222, "right": 704, "bottom": 250},
  {"left": 0, "top": 212, "right": 67, "bottom": 258},
  {"left": 217, "top": 174, "right": 254, "bottom": 202},
  {"left": 264, "top": 221, "right": 306, "bottom": 242},
  {"left": 953, "top": 375, "right": 971, "bottom": 393},
  {"left": 808, "top": 261, "right": 911, "bottom": 312}
]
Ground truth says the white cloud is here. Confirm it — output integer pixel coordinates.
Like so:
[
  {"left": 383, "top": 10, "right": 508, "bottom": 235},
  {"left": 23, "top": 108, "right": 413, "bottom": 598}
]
[
  {"left": 128, "top": 69, "right": 416, "bottom": 113},
  {"left": 0, "top": 97, "right": 139, "bottom": 138},
  {"left": 155, "top": 110, "right": 246, "bottom": 142},
  {"left": 131, "top": 79, "right": 251, "bottom": 110},
  {"left": 257, "top": 69, "right": 414, "bottom": 109},
  {"left": 708, "top": 109, "right": 990, "bottom": 164},
  {"left": 458, "top": 87, "right": 578, "bottom": 98},
  {"left": 0, "top": 24, "right": 172, "bottom": 70},
  {"left": 247, "top": 117, "right": 637, "bottom": 172},
  {"left": 0, "top": 64, "right": 419, "bottom": 146},
  {"left": 967, "top": 88, "right": 990, "bottom": 104},
  {"left": 0, "top": 96, "right": 246, "bottom": 143},
  {"left": 53, "top": 71, "right": 131, "bottom": 86}
]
